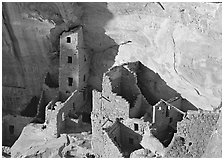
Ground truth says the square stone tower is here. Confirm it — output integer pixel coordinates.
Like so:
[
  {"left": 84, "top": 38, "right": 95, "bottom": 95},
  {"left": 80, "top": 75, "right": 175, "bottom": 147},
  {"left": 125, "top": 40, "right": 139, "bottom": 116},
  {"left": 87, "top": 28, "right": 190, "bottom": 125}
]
[{"left": 59, "top": 26, "right": 89, "bottom": 101}]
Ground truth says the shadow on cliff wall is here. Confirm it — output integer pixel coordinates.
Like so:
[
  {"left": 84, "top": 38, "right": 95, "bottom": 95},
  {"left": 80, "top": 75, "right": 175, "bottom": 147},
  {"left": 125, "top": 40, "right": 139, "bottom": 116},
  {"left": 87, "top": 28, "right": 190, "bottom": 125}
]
[
  {"left": 79, "top": 2, "right": 119, "bottom": 91},
  {"left": 136, "top": 62, "right": 197, "bottom": 111}
]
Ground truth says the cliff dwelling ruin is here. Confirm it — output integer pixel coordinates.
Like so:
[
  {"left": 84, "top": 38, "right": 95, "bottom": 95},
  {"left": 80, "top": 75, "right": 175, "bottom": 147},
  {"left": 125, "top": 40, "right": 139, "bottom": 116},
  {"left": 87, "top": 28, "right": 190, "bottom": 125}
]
[{"left": 2, "top": 2, "right": 222, "bottom": 158}]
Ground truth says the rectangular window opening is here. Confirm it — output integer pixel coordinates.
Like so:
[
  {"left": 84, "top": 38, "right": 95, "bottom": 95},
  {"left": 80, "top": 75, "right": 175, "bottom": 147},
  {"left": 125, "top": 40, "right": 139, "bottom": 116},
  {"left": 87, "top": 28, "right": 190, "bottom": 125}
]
[
  {"left": 166, "top": 106, "right": 169, "bottom": 117},
  {"left": 134, "top": 123, "right": 139, "bottom": 131},
  {"left": 68, "top": 77, "right": 73, "bottom": 86},
  {"left": 83, "top": 75, "right": 86, "bottom": 82},
  {"left": 170, "top": 117, "right": 173, "bottom": 123},
  {"left": 68, "top": 56, "right": 72, "bottom": 63},
  {"left": 67, "top": 37, "right": 71, "bottom": 43},
  {"left": 84, "top": 55, "right": 87, "bottom": 62},
  {"left": 9, "top": 125, "right": 14, "bottom": 135},
  {"left": 114, "top": 137, "right": 117, "bottom": 143}
]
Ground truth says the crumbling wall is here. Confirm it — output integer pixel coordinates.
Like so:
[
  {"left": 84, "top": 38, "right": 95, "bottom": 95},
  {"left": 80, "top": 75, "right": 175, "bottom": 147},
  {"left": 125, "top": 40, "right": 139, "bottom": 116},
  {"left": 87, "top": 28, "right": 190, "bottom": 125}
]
[
  {"left": 44, "top": 96, "right": 60, "bottom": 137},
  {"left": 165, "top": 111, "right": 220, "bottom": 158},
  {"left": 91, "top": 88, "right": 129, "bottom": 157},
  {"left": 2, "top": 115, "right": 32, "bottom": 146},
  {"left": 120, "top": 67, "right": 141, "bottom": 107},
  {"left": 101, "top": 76, "right": 130, "bottom": 121},
  {"left": 106, "top": 66, "right": 122, "bottom": 94}
]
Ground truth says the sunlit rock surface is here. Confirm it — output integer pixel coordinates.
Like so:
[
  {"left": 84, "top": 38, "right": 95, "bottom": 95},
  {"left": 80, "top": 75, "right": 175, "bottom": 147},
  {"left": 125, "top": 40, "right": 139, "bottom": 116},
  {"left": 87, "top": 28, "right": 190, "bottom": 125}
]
[{"left": 2, "top": 2, "right": 221, "bottom": 113}]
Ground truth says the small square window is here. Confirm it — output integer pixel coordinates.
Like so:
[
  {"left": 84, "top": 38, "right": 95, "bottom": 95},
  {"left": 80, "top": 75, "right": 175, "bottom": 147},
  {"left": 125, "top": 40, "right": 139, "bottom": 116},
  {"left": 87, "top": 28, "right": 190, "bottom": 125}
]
[
  {"left": 134, "top": 123, "right": 139, "bottom": 131},
  {"left": 129, "top": 137, "right": 134, "bottom": 145},
  {"left": 67, "top": 37, "right": 71, "bottom": 43},
  {"left": 170, "top": 117, "right": 173, "bottom": 123},
  {"left": 9, "top": 125, "right": 14, "bottom": 135},
  {"left": 68, "top": 77, "right": 73, "bottom": 86},
  {"left": 68, "top": 56, "right": 72, "bottom": 63}
]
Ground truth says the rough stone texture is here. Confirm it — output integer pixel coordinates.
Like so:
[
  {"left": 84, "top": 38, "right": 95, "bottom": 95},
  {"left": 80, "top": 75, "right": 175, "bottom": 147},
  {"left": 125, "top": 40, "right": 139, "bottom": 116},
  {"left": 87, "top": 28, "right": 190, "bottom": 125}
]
[
  {"left": 11, "top": 123, "right": 62, "bottom": 157},
  {"left": 165, "top": 110, "right": 220, "bottom": 158},
  {"left": 91, "top": 88, "right": 129, "bottom": 157},
  {"left": 2, "top": 2, "right": 221, "bottom": 115},
  {"left": 140, "top": 129, "right": 165, "bottom": 156},
  {"left": 202, "top": 111, "right": 222, "bottom": 158},
  {"left": 130, "top": 148, "right": 155, "bottom": 158},
  {"left": 59, "top": 27, "right": 89, "bottom": 100}
]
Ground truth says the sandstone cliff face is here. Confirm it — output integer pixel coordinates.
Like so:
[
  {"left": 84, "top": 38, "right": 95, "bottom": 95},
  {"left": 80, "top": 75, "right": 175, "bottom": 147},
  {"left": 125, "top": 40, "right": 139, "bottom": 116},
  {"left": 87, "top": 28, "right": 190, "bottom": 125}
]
[{"left": 2, "top": 2, "right": 222, "bottom": 114}]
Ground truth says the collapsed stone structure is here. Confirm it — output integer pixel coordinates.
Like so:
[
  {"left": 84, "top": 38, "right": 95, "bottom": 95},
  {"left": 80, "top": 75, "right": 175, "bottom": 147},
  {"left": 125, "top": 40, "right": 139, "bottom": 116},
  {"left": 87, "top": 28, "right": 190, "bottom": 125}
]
[
  {"left": 3, "top": 26, "right": 91, "bottom": 146},
  {"left": 91, "top": 62, "right": 197, "bottom": 157}
]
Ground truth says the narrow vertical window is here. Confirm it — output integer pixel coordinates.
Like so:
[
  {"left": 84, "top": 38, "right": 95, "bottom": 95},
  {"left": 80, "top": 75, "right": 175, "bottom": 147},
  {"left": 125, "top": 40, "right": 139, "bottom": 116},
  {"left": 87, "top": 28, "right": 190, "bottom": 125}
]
[
  {"left": 83, "top": 75, "right": 86, "bottom": 82},
  {"left": 114, "top": 137, "right": 117, "bottom": 142},
  {"left": 68, "top": 77, "right": 73, "bottom": 86},
  {"left": 68, "top": 56, "right": 72, "bottom": 63},
  {"left": 84, "top": 55, "right": 87, "bottom": 62},
  {"left": 67, "top": 37, "right": 71, "bottom": 43},
  {"left": 134, "top": 123, "right": 139, "bottom": 131}
]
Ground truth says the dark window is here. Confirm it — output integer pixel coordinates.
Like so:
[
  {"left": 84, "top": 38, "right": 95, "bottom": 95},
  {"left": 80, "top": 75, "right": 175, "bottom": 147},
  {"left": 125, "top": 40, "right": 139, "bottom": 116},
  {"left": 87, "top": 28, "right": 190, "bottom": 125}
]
[
  {"left": 170, "top": 117, "right": 173, "bottom": 123},
  {"left": 114, "top": 137, "right": 117, "bottom": 142},
  {"left": 134, "top": 123, "right": 139, "bottom": 131},
  {"left": 67, "top": 37, "right": 71, "bottom": 43},
  {"left": 68, "top": 56, "right": 72, "bottom": 63},
  {"left": 9, "top": 125, "right": 14, "bottom": 135},
  {"left": 166, "top": 107, "right": 169, "bottom": 117},
  {"left": 68, "top": 77, "right": 73, "bottom": 86},
  {"left": 84, "top": 55, "right": 87, "bottom": 62},
  {"left": 83, "top": 75, "right": 86, "bottom": 82},
  {"left": 129, "top": 137, "right": 134, "bottom": 145}
]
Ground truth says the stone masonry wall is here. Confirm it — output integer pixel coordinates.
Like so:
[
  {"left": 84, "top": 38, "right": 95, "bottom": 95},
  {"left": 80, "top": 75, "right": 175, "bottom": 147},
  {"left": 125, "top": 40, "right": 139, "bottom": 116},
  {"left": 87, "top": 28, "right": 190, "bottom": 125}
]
[
  {"left": 92, "top": 87, "right": 129, "bottom": 157},
  {"left": 165, "top": 111, "right": 220, "bottom": 158},
  {"left": 59, "top": 29, "right": 80, "bottom": 100}
]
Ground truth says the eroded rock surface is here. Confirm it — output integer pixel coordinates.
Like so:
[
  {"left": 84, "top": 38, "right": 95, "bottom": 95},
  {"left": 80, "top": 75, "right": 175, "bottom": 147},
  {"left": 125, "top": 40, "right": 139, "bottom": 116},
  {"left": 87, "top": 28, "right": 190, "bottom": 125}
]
[{"left": 2, "top": 2, "right": 221, "bottom": 115}]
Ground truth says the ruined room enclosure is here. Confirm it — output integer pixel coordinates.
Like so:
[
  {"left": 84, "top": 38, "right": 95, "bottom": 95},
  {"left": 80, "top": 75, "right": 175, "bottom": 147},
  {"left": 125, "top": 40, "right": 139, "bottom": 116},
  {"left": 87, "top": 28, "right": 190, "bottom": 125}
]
[
  {"left": 104, "top": 61, "right": 198, "bottom": 152},
  {"left": 2, "top": 71, "right": 92, "bottom": 146}
]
